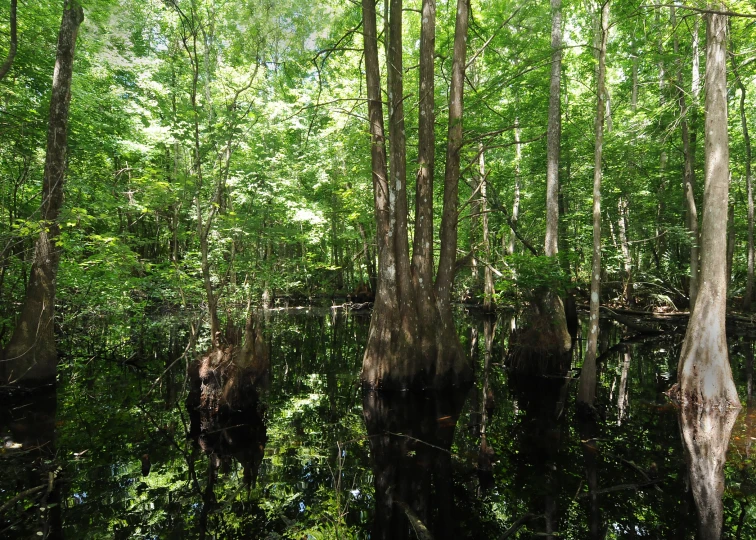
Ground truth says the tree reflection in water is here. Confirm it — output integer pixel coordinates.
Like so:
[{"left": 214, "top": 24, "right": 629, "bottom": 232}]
[
  {"left": 679, "top": 405, "right": 739, "bottom": 539},
  {"left": 362, "top": 387, "right": 468, "bottom": 540}
]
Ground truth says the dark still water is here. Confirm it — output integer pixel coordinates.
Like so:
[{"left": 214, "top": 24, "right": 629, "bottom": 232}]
[{"left": 1, "top": 309, "right": 755, "bottom": 539}]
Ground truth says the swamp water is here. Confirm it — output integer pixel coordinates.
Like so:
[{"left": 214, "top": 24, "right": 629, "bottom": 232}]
[{"left": 1, "top": 309, "right": 755, "bottom": 539}]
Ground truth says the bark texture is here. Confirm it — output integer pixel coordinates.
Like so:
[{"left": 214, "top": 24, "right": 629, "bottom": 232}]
[
  {"left": 676, "top": 7, "right": 739, "bottom": 409},
  {"left": 731, "top": 46, "right": 753, "bottom": 310},
  {"left": 578, "top": 0, "right": 609, "bottom": 405},
  {"left": 0, "top": 0, "right": 17, "bottom": 82},
  {"left": 679, "top": 406, "right": 739, "bottom": 539},
  {"left": 1, "top": 2, "right": 84, "bottom": 385},
  {"left": 360, "top": 0, "right": 471, "bottom": 389},
  {"left": 673, "top": 6, "right": 700, "bottom": 309}
]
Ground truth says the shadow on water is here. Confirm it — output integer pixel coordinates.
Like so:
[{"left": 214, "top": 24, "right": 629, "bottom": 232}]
[
  {"left": 678, "top": 405, "right": 739, "bottom": 539},
  {"left": 362, "top": 387, "right": 468, "bottom": 540},
  {"left": 0, "top": 390, "right": 61, "bottom": 538}
]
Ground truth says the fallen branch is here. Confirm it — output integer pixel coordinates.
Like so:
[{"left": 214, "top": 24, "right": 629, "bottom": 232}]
[
  {"left": 498, "top": 513, "right": 539, "bottom": 539},
  {"left": 576, "top": 479, "right": 662, "bottom": 498},
  {"left": 0, "top": 484, "right": 46, "bottom": 516}
]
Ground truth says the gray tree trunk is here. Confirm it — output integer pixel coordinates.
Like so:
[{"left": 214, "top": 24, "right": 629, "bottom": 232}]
[
  {"left": 673, "top": 6, "right": 700, "bottom": 309},
  {"left": 578, "top": 0, "right": 609, "bottom": 406},
  {"left": 731, "top": 47, "right": 753, "bottom": 310},
  {"left": 2, "top": 1, "right": 84, "bottom": 385},
  {"left": 676, "top": 6, "right": 739, "bottom": 409}
]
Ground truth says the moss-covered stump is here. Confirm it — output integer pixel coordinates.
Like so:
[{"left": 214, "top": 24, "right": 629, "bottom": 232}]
[{"left": 507, "top": 293, "right": 572, "bottom": 376}]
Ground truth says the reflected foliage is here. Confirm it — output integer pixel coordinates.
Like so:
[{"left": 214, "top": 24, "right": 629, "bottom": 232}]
[{"left": 1, "top": 312, "right": 755, "bottom": 538}]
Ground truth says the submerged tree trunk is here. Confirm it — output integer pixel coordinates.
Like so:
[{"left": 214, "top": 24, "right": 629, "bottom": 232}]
[
  {"left": 676, "top": 7, "right": 739, "bottom": 409},
  {"left": 679, "top": 406, "right": 739, "bottom": 539},
  {"left": 360, "top": 0, "right": 471, "bottom": 389},
  {"left": 578, "top": 0, "right": 609, "bottom": 406},
  {"left": 363, "top": 388, "right": 467, "bottom": 539},
  {"left": 1, "top": 2, "right": 84, "bottom": 385}
]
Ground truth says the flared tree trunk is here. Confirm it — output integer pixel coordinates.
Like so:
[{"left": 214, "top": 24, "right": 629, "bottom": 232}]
[
  {"left": 578, "top": 0, "right": 609, "bottom": 405},
  {"left": 1, "top": 2, "right": 84, "bottom": 385},
  {"left": 679, "top": 406, "right": 739, "bottom": 539},
  {"left": 360, "top": 0, "right": 471, "bottom": 390},
  {"left": 676, "top": 6, "right": 739, "bottom": 409}
]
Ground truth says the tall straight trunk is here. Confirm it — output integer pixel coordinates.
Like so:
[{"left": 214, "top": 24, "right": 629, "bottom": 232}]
[
  {"left": 509, "top": 118, "right": 521, "bottom": 255},
  {"left": 578, "top": 0, "right": 609, "bottom": 406},
  {"left": 673, "top": 6, "right": 700, "bottom": 309},
  {"left": 676, "top": 6, "right": 739, "bottom": 408},
  {"left": 727, "top": 200, "right": 735, "bottom": 289},
  {"left": 631, "top": 55, "right": 638, "bottom": 111},
  {"left": 731, "top": 49, "right": 754, "bottom": 309},
  {"left": 544, "top": 0, "right": 562, "bottom": 259},
  {"left": 2, "top": 2, "right": 83, "bottom": 385},
  {"left": 0, "top": 0, "right": 17, "bottom": 82},
  {"left": 537, "top": 0, "right": 571, "bottom": 354},
  {"left": 435, "top": 0, "right": 469, "bottom": 306},
  {"left": 617, "top": 350, "right": 631, "bottom": 425},
  {"left": 412, "top": 0, "right": 435, "bottom": 296},
  {"left": 618, "top": 197, "right": 632, "bottom": 305},
  {"left": 480, "top": 146, "right": 494, "bottom": 312}
]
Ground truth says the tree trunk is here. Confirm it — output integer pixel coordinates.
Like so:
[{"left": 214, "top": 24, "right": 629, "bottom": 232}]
[
  {"left": 676, "top": 7, "right": 739, "bottom": 409},
  {"left": 727, "top": 200, "right": 735, "bottom": 290},
  {"left": 1, "top": 1, "right": 84, "bottom": 385},
  {"left": 540, "top": 0, "right": 571, "bottom": 352},
  {"left": 578, "top": 0, "right": 609, "bottom": 406},
  {"left": 731, "top": 48, "right": 753, "bottom": 310},
  {"left": 673, "top": 6, "right": 700, "bottom": 309},
  {"left": 509, "top": 118, "right": 522, "bottom": 256},
  {"left": 480, "top": 145, "right": 494, "bottom": 312},
  {"left": 617, "top": 349, "right": 631, "bottom": 425},
  {"left": 0, "top": 0, "right": 17, "bottom": 82},
  {"left": 618, "top": 198, "right": 632, "bottom": 305},
  {"left": 679, "top": 406, "right": 739, "bottom": 539},
  {"left": 360, "top": 0, "right": 470, "bottom": 390}
]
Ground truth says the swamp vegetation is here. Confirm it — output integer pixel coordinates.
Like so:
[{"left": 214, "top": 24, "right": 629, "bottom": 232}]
[{"left": 1, "top": 0, "right": 756, "bottom": 538}]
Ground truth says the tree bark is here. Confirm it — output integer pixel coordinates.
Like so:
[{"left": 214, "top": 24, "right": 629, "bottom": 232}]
[
  {"left": 480, "top": 145, "right": 494, "bottom": 312},
  {"left": 578, "top": 0, "right": 609, "bottom": 406},
  {"left": 361, "top": 0, "right": 471, "bottom": 389},
  {"left": 508, "top": 118, "right": 522, "bottom": 256},
  {"left": 538, "top": 0, "right": 571, "bottom": 352},
  {"left": 2, "top": 1, "right": 84, "bottom": 385},
  {"left": 0, "top": 0, "right": 17, "bottom": 82},
  {"left": 673, "top": 6, "right": 700, "bottom": 309},
  {"left": 676, "top": 6, "right": 739, "bottom": 409},
  {"left": 679, "top": 406, "right": 739, "bottom": 539},
  {"left": 731, "top": 48, "right": 753, "bottom": 310},
  {"left": 545, "top": 0, "right": 562, "bottom": 259},
  {"left": 618, "top": 198, "right": 633, "bottom": 305},
  {"left": 436, "top": 0, "right": 469, "bottom": 306}
]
